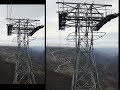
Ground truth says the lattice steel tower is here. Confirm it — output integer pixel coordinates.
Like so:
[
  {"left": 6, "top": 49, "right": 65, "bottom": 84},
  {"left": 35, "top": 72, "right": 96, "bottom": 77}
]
[
  {"left": 6, "top": 18, "right": 44, "bottom": 84},
  {"left": 57, "top": 1, "right": 118, "bottom": 90}
]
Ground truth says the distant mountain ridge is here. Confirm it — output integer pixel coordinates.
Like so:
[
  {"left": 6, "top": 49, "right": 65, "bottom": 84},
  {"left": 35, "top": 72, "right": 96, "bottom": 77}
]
[
  {"left": 0, "top": 46, "right": 45, "bottom": 84},
  {"left": 46, "top": 46, "right": 118, "bottom": 90}
]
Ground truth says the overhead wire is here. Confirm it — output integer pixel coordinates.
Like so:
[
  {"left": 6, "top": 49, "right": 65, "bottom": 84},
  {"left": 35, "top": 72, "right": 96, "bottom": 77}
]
[
  {"left": 7, "top": 4, "right": 13, "bottom": 46},
  {"left": 9, "top": 4, "right": 13, "bottom": 23},
  {"left": 7, "top": 4, "right": 10, "bottom": 46}
]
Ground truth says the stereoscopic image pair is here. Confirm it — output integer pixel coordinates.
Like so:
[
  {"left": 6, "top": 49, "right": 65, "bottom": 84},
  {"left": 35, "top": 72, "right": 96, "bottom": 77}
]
[{"left": 0, "top": 0, "right": 118, "bottom": 90}]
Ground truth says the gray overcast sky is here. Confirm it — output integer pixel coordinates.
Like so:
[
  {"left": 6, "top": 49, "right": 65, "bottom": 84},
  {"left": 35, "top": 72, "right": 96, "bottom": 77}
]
[
  {"left": 0, "top": 5, "right": 45, "bottom": 46},
  {"left": 46, "top": 0, "right": 118, "bottom": 48}
]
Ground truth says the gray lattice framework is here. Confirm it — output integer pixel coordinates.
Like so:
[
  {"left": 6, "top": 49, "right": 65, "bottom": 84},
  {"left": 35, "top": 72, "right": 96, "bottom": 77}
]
[
  {"left": 6, "top": 18, "right": 42, "bottom": 84},
  {"left": 56, "top": 1, "right": 112, "bottom": 90}
]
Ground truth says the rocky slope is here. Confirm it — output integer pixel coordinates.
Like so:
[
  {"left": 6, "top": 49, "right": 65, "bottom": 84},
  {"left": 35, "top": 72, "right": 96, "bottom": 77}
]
[
  {"left": 46, "top": 46, "right": 118, "bottom": 90},
  {"left": 0, "top": 46, "right": 45, "bottom": 84}
]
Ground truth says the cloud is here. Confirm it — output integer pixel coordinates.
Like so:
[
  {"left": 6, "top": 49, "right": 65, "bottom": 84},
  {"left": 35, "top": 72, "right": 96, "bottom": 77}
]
[
  {"left": 0, "top": 5, "right": 45, "bottom": 46},
  {"left": 46, "top": 0, "right": 118, "bottom": 47}
]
